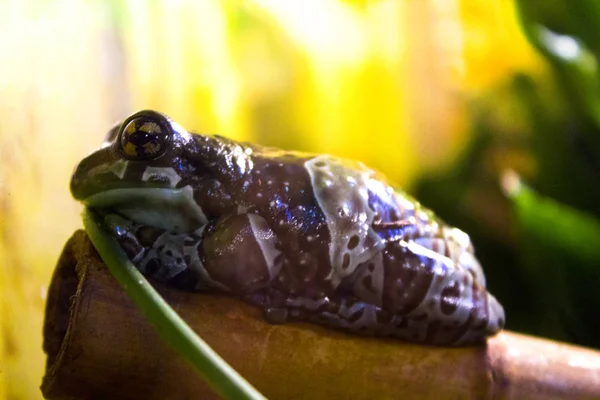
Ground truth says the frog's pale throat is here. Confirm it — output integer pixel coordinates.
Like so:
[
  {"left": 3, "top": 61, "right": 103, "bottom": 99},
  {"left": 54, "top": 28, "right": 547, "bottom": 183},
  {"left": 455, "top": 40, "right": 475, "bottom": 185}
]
[
  {"left": 71, "top": 109, "right": 505, "bottom": 346},
  {"left": 84, "top": 186, "right": 207, "bottom": 233}
]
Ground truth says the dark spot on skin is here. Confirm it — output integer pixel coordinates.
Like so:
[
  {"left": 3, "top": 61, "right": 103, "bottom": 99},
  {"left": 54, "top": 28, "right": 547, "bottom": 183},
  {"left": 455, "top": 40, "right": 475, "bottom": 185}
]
[
  {"left": 347, "top": 235, "right": 360, "bottom": 250},
  {"left": 425, "top": 320, "right": 442, "bottom": 343},
  {"left": 412, "top": 313, "right": 428, "bottom": 322},
  {"left": 342, "top": 253, "right": 350, "bottom": 270},
  {"left": 176, "top": 257, "right": 182, "bottom": 263},
  {"left": 119, "top": 237, "right": 143, "bottom": 259},
  {"left": 396, "top": 318, "right": 408, "bottom": 329},
  {"left": 325, "top": 301, "right": 341, "bottom": 314},
  {"left": 376, "top": 310, "right": 393, "bottom": 324},
  {"left": 362, "top": 275, "right": 375, "bottom": 293},
  {"left": 137, "top": 226, "right": 165, "bottom": 246},
  {"left": 440, "top": 281, "right": 461, "bottom": 315},
  {"left": 168, "top": 268, "right": 201, "bottom": 291},
  {"left": 314, "top": 161, "right": 326, "bottom": 168},
  {"left": 473, "top": 316, "right": 488, "bottom": 330},
  {"left": 145, "top": 259, "right": 161, "bottom": 275},
  {"left": 165, "top": 249, "right": 173, "bottom": 257},
  {"left": 348, "top": 309, "right": 364, "bottom": 323},
  {"left": 367, "top": 263, "right": 375, "bottom": 272}
]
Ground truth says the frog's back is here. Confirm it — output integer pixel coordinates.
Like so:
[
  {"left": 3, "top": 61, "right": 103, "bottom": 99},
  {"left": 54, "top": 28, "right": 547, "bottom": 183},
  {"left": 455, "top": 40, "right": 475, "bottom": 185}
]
[{"left": 226, "top": 146, "right": 504, "bottom": 345}]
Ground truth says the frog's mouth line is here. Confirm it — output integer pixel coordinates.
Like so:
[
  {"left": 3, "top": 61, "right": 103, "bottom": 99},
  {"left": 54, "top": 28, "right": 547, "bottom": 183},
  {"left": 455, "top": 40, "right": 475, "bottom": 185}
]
[{"left": 83, "top": 186, "right": 208, "bottom": 233}]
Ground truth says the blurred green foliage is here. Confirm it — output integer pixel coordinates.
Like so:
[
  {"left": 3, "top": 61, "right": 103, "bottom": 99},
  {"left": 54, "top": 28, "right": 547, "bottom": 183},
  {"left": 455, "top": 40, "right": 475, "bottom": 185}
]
[{"left": 415, "top": 0, "right": 600, "bottom": 348}]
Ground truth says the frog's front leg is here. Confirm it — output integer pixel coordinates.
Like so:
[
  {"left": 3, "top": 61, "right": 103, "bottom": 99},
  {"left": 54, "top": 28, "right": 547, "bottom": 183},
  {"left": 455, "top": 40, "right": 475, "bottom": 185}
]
[
  {"left": 199, "top": 213, "right": 283, "bottom": 294},
  {"left": 105, "top": 212, "right": 283, "bottom": 293},
  {"left": 104, "top": 214, "right": 208, "bottom": 290}
]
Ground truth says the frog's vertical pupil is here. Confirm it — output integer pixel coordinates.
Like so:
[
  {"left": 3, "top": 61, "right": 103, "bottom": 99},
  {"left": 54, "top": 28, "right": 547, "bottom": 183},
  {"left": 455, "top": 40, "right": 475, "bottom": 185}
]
[{"left": 120, "top": 115, "right": 169, "bottom": 160}]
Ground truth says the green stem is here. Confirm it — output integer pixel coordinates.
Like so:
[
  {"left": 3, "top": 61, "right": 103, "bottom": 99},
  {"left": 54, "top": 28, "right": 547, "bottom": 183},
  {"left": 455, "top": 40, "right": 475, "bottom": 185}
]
[{"left": 82, "top": 208, "right": 267, "bottom": 400}]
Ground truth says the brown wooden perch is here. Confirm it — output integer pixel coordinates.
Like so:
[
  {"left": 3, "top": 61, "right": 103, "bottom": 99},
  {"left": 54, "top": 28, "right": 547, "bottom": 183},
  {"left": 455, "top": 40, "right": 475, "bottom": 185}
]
[{"left": 42, "top": 230, "right": 600, "bottom": 399}]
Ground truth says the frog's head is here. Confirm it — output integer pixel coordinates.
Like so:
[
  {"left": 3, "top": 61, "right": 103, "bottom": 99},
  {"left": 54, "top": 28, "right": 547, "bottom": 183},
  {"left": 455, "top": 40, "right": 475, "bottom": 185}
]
[{"left": 71, "top": 110, "right": 209, "bottom": 233}]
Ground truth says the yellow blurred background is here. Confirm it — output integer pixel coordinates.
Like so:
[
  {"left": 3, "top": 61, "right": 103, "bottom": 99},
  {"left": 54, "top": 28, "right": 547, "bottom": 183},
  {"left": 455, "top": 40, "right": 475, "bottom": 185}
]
[{"left": 0, "top": 0, "right": 537, "bottom": 398}]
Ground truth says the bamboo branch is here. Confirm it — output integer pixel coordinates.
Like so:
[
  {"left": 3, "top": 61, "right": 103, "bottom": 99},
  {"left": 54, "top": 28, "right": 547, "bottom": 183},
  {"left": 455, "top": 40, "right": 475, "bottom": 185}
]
[{"left": 42, "top": 231, "right": 600, "bottom": 400}]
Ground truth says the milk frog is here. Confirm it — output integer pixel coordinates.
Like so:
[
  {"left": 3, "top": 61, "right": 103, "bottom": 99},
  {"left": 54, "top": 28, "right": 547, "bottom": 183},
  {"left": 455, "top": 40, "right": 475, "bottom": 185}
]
[{"left": 71, "top": 110, "right": 505, "bottom": 345}]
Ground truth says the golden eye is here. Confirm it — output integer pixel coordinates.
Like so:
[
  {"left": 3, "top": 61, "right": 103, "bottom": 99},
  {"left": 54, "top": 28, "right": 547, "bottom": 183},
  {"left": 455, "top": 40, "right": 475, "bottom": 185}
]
[{"left": 119, "top": 112, "right": 170, "bottom": 160}]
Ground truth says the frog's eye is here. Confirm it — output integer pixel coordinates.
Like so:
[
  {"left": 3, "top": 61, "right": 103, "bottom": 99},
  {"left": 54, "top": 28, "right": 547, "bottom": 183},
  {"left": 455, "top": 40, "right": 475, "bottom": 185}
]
[{"left": 119, "top": 112, "right": 171, "bottom": 160}]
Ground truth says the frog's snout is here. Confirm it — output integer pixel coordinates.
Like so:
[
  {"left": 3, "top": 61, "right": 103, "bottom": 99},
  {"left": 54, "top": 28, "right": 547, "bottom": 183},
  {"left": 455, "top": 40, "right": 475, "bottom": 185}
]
[{"left": 70, "top": 148, "right": 129, "bottom": 201}]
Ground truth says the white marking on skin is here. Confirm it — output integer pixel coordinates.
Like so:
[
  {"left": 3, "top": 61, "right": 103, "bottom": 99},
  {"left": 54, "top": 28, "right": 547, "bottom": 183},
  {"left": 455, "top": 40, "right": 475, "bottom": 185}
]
[
  {"left": 440, "top": 226, "right": 484, "bottom": 287},
  {"left": 142, "top": 167, "right": 182, "bottom": 188},
  {"left": 248, "top": 214, "right": 282, "bottom": 279},
  {"left": 169, "top": 120, "right": 194, "bottom": 144},
  {"left": 393, "top": 191, "right": 416, "bottom": 215},
  {"left": 414, "top": 238, "right": 446, "bottom": 256},
  {"left": 449, "top": 227, "right": 471, "bottom": 249},
  {"left": 459, "top": 250, "right": 486, "bottom": 288},
  {"left": 151, "top": 231, "right": 188, "bottom": 280},
  {"left": 237, "top": 205, "right": 249, "bottom": 214},
  {"left": 139, "top": 248, "right": 158, "bottom": 274},
  {"left": 87, "top": 159, "right": 129, "bottom": 180},
  {"left": 232, "top": 146, "right": 250, "bottom": 173},
  {"left": 305, "top": 155, "right": 385, "bottom": 288},
  {"left": 351, "top": 252, "right": 384, "bottom": 306},
  {"left": 84, "top": 186, "right": 207, "bottom": 233},
  {"left": 185, "top": 228, "right": 229, "bottom": 291}
]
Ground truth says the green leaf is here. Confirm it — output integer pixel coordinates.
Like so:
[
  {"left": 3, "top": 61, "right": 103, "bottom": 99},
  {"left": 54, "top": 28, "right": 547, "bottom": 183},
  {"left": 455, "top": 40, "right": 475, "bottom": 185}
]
[
  {"left": 82, "top": 208, "right": 267, "bottom": 400},
  {"left": 503, "top": 172, "right": 600, "bottom": 347},
  {"left": 503, "top": 171, "right": 600, "bottom": 264},
  {"left": 515, "top": 0, "right": 600, "bottom": 130}
]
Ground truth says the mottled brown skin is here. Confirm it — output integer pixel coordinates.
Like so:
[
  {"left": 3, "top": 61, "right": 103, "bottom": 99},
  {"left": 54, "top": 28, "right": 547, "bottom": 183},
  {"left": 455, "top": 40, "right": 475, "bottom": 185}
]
[{"left": 71, "top": 110, "right": 505, "bottom": 345}]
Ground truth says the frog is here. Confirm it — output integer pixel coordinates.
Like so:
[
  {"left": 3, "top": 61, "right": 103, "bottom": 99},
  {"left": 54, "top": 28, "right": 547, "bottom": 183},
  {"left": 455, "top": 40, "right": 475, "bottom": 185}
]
[{"left": 71, "top": 110, "right": 505, "bottom": 345}]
